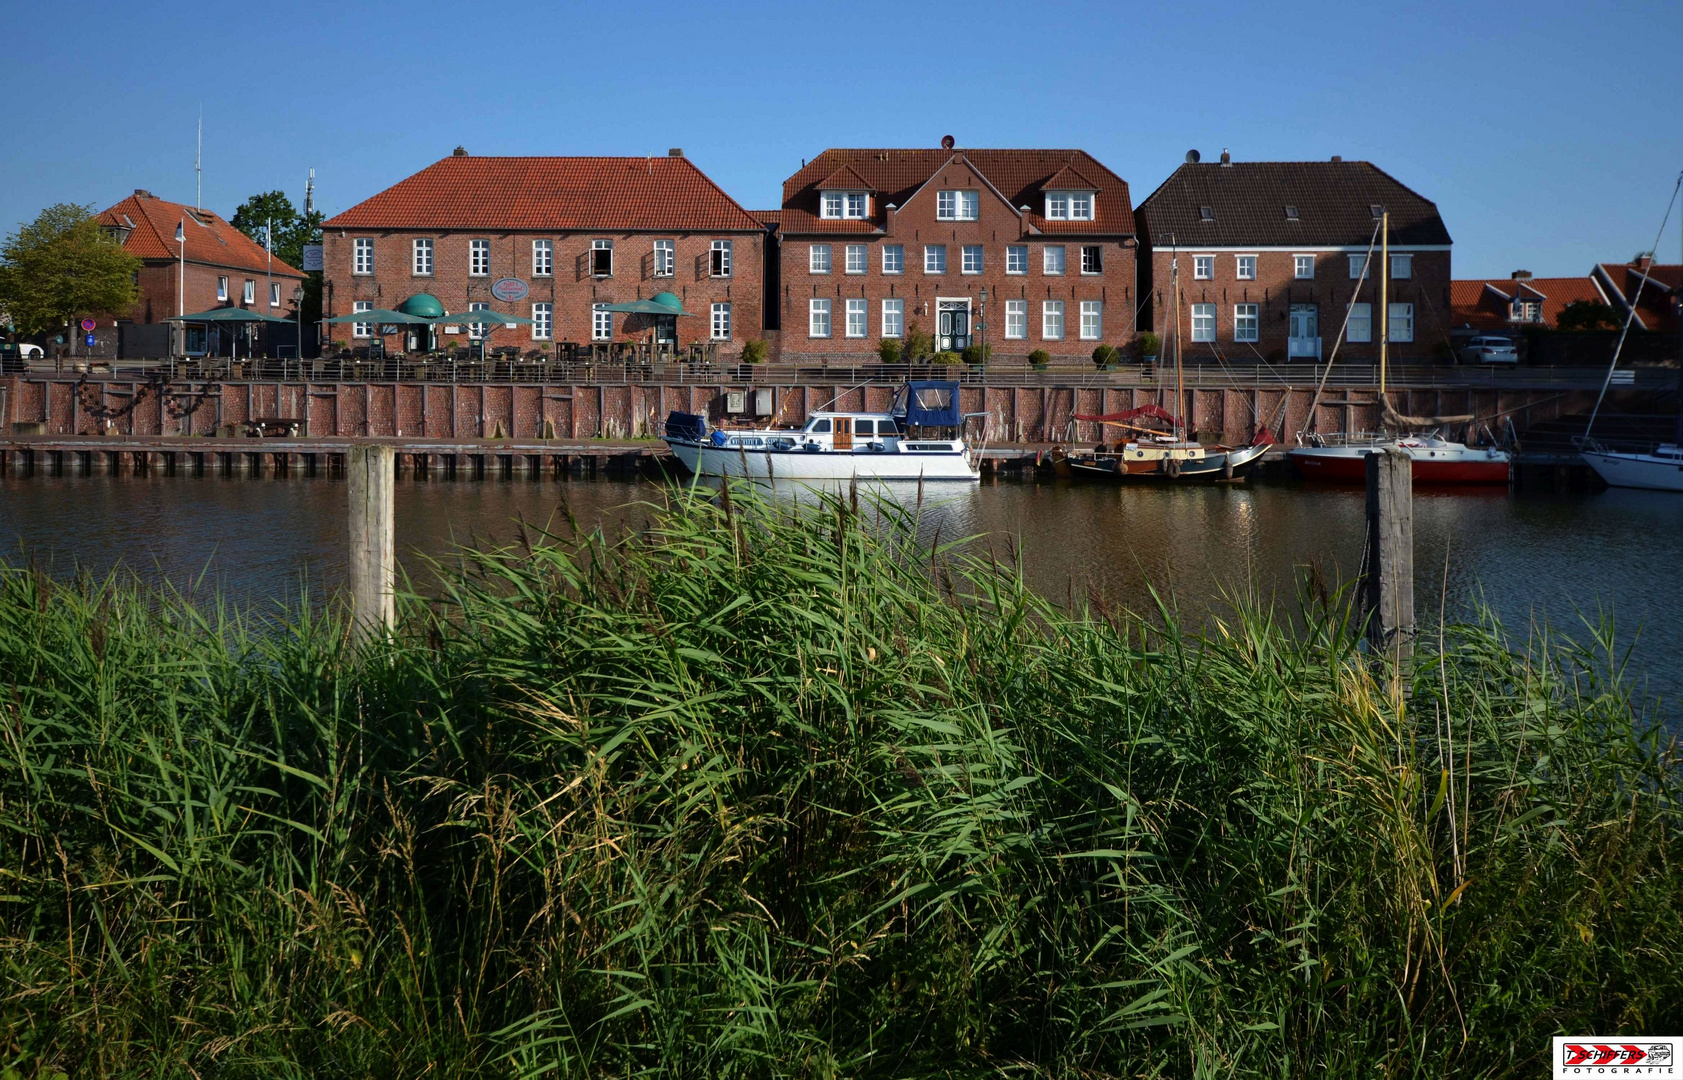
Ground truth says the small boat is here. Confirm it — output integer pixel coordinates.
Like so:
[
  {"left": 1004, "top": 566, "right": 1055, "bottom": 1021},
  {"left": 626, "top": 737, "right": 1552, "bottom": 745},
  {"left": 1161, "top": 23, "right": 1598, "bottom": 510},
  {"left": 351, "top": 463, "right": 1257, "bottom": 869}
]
[
  {"left": 1057, "top": 428, "right": 1272, "bottom": 482},
  {"left": 662, "top": 380, "right": 980, "bottom": 482},
  {"left": 1288, "top": 432, "right": 1511, "bottom": 484},
  {"left": 1580, "top": 444, "right": 1683, "bottom": 492}
]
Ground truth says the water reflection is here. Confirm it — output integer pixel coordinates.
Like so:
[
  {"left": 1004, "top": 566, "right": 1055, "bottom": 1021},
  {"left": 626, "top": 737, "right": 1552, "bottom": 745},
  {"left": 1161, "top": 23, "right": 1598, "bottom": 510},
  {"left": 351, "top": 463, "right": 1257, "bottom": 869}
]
[{"left": 2, "top": 471, "right": 1679, "bottom": 721}]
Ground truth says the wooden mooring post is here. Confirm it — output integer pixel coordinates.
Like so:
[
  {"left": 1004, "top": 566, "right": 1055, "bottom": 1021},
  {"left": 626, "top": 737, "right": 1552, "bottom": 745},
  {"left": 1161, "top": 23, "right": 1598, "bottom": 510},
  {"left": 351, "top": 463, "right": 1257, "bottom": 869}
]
[
  {"left": 1364, "top": 447, "right": 1415, "bottom": 693},
  {"left": 348, "top": 444, "right": 395, "bottom": 641}
]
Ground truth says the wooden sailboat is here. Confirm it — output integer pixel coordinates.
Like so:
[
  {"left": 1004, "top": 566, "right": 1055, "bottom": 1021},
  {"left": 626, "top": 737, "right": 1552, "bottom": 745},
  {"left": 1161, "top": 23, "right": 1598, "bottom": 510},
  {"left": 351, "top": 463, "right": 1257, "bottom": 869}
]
[{"left": 1289, "top": 211, "right": 1510, "bottom": 484}]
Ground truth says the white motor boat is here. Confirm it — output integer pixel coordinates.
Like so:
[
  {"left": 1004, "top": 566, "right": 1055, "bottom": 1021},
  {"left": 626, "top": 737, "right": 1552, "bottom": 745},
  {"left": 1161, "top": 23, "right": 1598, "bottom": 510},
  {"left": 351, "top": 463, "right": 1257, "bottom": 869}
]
[
  {"left": 662, "top": 381, "right": 981, "bottom": 482},
  {"left": 1580, "top": 444, "right": 1683, "bottom": 492}
]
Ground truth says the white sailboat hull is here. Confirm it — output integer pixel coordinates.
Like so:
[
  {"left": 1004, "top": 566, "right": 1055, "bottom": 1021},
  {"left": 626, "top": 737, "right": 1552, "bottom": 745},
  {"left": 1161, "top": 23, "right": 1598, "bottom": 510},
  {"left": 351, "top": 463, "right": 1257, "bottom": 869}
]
[
  {"left": 1581, "top": 446, "right": 1683, "bottom": 492},
  {"left": 668, "top": 440, "right": 980, "bottom": 482}
]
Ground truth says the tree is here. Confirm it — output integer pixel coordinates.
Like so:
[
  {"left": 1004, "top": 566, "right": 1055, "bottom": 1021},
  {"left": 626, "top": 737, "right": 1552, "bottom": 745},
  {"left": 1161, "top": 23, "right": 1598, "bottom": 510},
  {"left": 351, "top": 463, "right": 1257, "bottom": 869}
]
[
  {"left": 1556, "top": 300, "right": 1622, "bottom": 332},
  {"left": 231, "top": 190, "right": 325, "bottom": 324},
  {"left": 0, "top": 203, "right": 140, "bottom": 338}
]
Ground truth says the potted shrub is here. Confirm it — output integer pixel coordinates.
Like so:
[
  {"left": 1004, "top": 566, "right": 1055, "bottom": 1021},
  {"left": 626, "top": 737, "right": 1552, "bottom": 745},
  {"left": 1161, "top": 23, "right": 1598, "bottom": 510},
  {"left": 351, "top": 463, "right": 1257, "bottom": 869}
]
[
  {"left": 933, "top": 350, "right": 962, "bottom": 365},
  {"left": 1029, "top": 348, "right": 1051, "bottom": 370},
  {"left": 1136, "top": 332, "right": 1160, "bottom": 364},
  {"left": 1091, "top": 344, "right": 1120, "bottom": 370},
  {"left": 876, "top": 337, "right": 903, "bottom": 364},
  {"left": 960, "top": 342, "right": 991, "bottom": 365},
  {"left": 741, "top": 338, "right": 769, "bottom": 364}
]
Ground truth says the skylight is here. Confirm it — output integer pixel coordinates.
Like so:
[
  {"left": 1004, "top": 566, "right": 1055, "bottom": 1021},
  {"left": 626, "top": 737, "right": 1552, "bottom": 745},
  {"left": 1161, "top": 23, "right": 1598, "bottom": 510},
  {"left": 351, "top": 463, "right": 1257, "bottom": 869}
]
[
  {"left": 1198, "top": 206, "right": 1214, "bottom": 222},
  {"left": 1284, "top": 206, "right": 1299, "bottom": 221}
]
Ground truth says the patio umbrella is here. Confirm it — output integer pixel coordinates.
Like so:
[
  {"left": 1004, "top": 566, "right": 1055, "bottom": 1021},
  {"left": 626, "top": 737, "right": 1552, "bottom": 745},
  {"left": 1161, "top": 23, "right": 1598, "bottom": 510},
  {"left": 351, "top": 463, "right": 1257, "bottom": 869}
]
[
  {"left": 168, "top": 307, "right": 294, "bottom": 323},
  {"left": 323, "top": 308, "right": 433, "bottom": 325},
  {"left": 428, "top": 308, "right": 534, "bottom": 326}
]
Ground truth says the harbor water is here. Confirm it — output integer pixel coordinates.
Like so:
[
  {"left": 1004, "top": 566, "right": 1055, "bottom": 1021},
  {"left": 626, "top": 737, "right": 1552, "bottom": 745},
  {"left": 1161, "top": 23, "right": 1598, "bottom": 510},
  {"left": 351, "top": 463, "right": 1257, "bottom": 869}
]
[{"left": 3, "top": 471, "right": 1680, "bottom": 724}]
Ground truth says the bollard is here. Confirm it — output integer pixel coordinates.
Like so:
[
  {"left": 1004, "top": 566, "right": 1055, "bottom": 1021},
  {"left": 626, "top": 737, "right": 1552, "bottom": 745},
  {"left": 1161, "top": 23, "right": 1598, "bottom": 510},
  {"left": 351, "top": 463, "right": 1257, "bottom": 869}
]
[
  {"left": 1364, "top": 447, "right": 1414, "bottom": 692},
  {"left": 348, "top": 444, "right": 396, "bottom": 642}
]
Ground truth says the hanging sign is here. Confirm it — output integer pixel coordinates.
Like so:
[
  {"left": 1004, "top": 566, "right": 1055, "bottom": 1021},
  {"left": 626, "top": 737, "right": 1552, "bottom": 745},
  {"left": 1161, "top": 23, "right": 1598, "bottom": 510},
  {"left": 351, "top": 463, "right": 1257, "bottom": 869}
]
[
  {"left": 491, "top": 277, "right": 529, "bottom": 302},
  {"left": 301, "top": 245, "right": 324, "bottom": 272}
]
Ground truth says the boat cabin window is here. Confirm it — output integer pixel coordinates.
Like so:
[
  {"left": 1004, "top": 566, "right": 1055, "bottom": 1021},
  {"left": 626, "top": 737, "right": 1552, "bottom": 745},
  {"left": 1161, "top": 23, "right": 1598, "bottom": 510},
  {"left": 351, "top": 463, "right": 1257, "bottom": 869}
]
[
  {"left": 808, "top": 419, "right": 831, "bottom": 433},
  {"left": 855, "top": 420, "right": 875, "bottom": 435},
  {"left": 738, "top": 437, "right": 763, "bottom": 447},
  {"left": 878, "top": 419, "right": 900, "bottom": 434}
]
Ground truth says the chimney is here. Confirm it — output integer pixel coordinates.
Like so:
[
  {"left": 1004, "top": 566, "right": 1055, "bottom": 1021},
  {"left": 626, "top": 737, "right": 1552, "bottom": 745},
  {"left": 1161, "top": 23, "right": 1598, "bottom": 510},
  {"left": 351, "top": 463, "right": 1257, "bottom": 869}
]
[
  {"left": 133, "top": 188, "right": 153, "bottom": 198},
  {"left": 1219, "top": 148, "right": 1231, "bottom": 166},
  {"left": 668, "top": 148, "right": 683, "bottom": 157},
  {"left": 1511, "top": 270, "right": 1532, "bottom": 280},
  {"left": 1330, "top": 155, "right": 1342, "bottom": 163},
  {"left": 452, "top": 146, "right": 468, "bottom": 157}
]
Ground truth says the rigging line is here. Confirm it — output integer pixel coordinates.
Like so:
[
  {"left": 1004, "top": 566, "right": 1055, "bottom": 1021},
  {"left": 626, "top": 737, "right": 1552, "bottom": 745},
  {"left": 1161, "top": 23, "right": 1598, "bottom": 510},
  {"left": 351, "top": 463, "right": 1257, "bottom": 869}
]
[
  {"left": 1584, "top": 169, "right": 1683, "bottom": 441},
  {"left": 1301, "top": 219, "right": 1384, "bottom": 440}
]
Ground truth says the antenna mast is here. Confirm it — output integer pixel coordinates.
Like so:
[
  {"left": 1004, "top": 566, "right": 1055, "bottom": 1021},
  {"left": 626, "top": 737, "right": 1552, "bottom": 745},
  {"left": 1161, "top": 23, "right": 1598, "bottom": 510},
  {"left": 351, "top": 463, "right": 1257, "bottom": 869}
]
[
  {"left": 195, "top": 106, "right": 203, "bottom": 209},
  {"left": 305, "top": 168, "right": 315, "bottom": 216}
]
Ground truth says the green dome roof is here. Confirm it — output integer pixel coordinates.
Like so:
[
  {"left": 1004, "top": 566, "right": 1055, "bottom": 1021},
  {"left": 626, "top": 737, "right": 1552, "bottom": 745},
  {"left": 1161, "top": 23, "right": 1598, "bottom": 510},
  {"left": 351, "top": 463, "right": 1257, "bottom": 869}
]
[
  {"left": 398, "top": 293, "right": 444, "bottom": 317},
  {"left": 650, "top": 291, "right": 683, "bottom": 312}
]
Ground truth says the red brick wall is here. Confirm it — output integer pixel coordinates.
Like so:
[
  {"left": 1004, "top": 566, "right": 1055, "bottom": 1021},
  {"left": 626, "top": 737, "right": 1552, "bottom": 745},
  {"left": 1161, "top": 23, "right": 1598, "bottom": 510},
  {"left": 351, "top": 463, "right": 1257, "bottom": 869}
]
[
  {"left": 322, "top": 229, "right": 765, "bottom": 356},
  {"left": 127, "top": 260, "right": 302, "bottom": 325},
  {"left": 1144, "top": 248, "right": 1453, "bottom": 363},
  {"left": 777, "top": 164, "right": 1138, "bottom": 362}
]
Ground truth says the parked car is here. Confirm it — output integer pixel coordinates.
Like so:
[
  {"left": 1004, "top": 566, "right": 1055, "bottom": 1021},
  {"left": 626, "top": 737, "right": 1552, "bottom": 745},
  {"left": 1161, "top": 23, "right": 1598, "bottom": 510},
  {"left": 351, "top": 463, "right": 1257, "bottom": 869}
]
[{"left": 1457, "top": 336, "right": 1518, "bottom": 364}]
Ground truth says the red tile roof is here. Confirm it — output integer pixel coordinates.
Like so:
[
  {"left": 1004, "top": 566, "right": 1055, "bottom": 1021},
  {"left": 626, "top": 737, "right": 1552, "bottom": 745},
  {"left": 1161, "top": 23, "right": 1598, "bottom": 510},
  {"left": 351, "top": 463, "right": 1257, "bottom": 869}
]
[
  {"left": 816, "top": 163, "right": 876, "bottom": 192},
  {"left": 779, "top": 149, "right": 1135, "bottom": 237},
  {"left": 98, "top": 191, "right": 303, "bottom": 276},
  {"left": 323, "top": 154, "right": 763, "bottom": 233},
  {"left": 1450, "top": 276, "right": 1608, "bottom": 330},
  {"left": 1593, "top": 261, "right": 1681, "bottom": 333},
  {"left": 1040, "top": 163, "right": 1100, "bottom": 191},
  {"left": 749, "top": 210, "right": 782, "bottom": 229}
]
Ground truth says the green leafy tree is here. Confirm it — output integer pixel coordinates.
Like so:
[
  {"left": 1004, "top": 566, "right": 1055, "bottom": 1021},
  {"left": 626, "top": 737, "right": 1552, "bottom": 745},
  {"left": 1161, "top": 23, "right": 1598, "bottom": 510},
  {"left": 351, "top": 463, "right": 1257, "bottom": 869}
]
[
  {"left": 231, "top": 190, "right": 325, "bottom": 324},
  {"left": 0, "top": 203, "right": 140, "bottom": 338},
  {"left": 1556, "top": 300, "right": 1622, "bottom": 332}
]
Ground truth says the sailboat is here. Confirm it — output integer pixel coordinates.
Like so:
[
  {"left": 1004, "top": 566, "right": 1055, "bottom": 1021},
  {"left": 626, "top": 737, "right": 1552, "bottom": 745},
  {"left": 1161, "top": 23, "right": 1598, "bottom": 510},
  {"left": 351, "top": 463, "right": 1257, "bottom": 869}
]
[
  {"left": 1288, "top": 211, "right": 1511, "bottom": 484},
  {"left": 1054, "top": 249, "right": 1272, "bottom": 482}
]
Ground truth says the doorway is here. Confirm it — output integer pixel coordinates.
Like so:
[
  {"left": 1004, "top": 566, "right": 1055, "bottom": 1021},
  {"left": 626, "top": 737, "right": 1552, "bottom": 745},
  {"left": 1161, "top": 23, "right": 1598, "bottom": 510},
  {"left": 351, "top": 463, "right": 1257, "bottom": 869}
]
[
  {"left": 832, "top": 417, "right": 853, "bottom": 451},
  {"left": 1289, "top": 304, "right": 1320, "bottom": 359},
  {"left": 655, "top": 314, "right": 677, "bottom": 347},
  {"left": 937, "top": 299, "right": 971, "bottom": 351}
]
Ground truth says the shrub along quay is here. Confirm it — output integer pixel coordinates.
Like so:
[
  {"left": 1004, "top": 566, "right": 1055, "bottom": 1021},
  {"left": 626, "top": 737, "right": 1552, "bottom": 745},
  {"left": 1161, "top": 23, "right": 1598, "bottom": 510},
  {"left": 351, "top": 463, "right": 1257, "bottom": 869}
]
[{"left": 1, "top": 485, "right": 1678, "bottom": 1076}]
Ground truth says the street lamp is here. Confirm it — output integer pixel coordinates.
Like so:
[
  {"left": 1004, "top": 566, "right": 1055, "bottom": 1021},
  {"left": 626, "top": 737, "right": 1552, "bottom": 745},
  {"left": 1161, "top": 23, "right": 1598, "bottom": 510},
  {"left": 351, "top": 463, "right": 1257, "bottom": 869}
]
[
  {"left": 978, "top": 285, "right": 988, "bottom": 381},
  {"left": 293, "top": 284, "right": 305, "bottom": 373},
  {"left": 174, "top": 219, "right": 186, "bottom": 358}
]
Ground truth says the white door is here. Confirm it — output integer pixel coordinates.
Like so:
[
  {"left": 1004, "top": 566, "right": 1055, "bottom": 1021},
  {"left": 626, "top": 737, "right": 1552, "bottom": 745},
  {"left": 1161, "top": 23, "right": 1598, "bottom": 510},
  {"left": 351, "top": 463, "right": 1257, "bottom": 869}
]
[{"left": 1289, "top": 305, "right": 1320, "bottom": 358}]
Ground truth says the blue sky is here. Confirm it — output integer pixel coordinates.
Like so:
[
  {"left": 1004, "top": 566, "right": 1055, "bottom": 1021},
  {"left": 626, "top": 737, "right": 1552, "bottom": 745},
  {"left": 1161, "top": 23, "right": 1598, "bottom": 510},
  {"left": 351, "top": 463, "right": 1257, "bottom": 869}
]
[{"left": 3, "top": 0, "right": 1679, "bottom": 278}]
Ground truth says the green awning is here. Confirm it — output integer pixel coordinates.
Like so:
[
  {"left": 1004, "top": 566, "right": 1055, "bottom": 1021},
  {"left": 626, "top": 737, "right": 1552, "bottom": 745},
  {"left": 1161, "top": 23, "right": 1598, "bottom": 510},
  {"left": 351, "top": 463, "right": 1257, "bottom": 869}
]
[
  {"left": 323, "top": 308, "right": 434, "bottom": 325},
  {"left": 168, "top": 307, "right": 293, "bottom": 323},
  {"left": 398, "top": 293, "right": 445, "bottom": 317}
]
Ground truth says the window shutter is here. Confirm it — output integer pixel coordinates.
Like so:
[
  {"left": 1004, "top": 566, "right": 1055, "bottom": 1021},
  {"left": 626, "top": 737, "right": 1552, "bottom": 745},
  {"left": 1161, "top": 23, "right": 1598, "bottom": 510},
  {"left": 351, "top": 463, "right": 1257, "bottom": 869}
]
[
  {"left": 575, "top": 251, "right": 588, "bottom": 282},
  {"left": 695, "top": 253, "right": 706, "bottom": 282},
  {"left": 642, "top": 250, "right": 652, "bottom": 281}
]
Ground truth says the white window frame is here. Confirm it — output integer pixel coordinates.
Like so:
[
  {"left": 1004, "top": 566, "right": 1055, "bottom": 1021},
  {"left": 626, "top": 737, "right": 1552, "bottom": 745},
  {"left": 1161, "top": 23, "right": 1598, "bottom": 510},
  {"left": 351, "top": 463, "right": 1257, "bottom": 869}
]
[
  {"left": 353, "top": 237, "right": 373, "bottom": 275},
  {"left": 711, "top": 239, "right": 732, "bottom": 278},
  {"left": 1068, "top": 192, "right": 1093, "bottom": 220},
  {"left": 881, "top": 298, "right": 904, "bottom": 338},
  {"left": 1348, "top": 254, "right": 1370, "bottom": 280},
  {"left": 1193, "top": 255, "right": 1213, "bottom": 280},
  {"left": 531, "top": 302, "right": 552, "bottom": 340},
  {"left": 243, "top": 279, "right": 255, "bottom": 304},
  {"left": 844, "top": 243, "right": 867, "bottom": 275},
  {"left": 1390, "top": 253, "right": 1413, "bottom": 280},
  {"left": 882, "top": 244, "right": 904, "bottom": 274},
  {"left": 1079, "top": 300, "right": 1102, "bottom": 340},
  {"left": 352, "top": 300, "right": 373, "bottom": 338},
  {"left": 592, "top": 303, "right": 612, "bottom": 341},
  {"left": 845, "top": 298, "right": 867, "bottom": 338},
  {"left": 1042, "top": 300, "right": 1065, "bottom": 340},
  {"left": 821, "top": 191, "right": 867, "bottom": 219},
  {"left": 711, "top": 302, "right": 731, "bottom": 340},
  {"left": 1347, "top": 302, "right": 1372, "bottom": 343},
  {"left": 1234, "top": 303, "right": 1260, "bottom": 342},
  {"left": 961, "top": 245, "right": 983, "bottom": 274},
  {"left": 936, "top": 190, "right": 979, "bottom": 221},
  {"left": 269, "top": 282, "right": 281, "bottom": 307},
  {"left": 217, "top": 276, "right": 228, "bottom": 301},
  {"left": 1044, "top": 191, "right": 1095, "bottom": 221},
  {"left": 1388, "top": 303, "right": 1414, "bottom": 343},
  {"left": 1294, "top": 254, "right": 1315, "bottom": 280},
  {"left": 1080, "top": 245, "right": 1103, "bottom": 274},
  {"left": 845, "top": 192, "right": 867, "bottom": 218},
  {"left": 470, "top": 238, "right": 490, "bottom": 277},
  {"left": 924, "top": 245, "right": 946, "bottom": 274},
  {"left": 1004, "top": 299, "right": 1027, "bottom": 339},
  {"left": 1235, "top": 255, "right": 1257, "bottom": 280},
  {"left": 809, "top": 298, "right": 832, "bottom": 338},
  {"left": 467, "top": 301, "right": 490, "bottom": 340},
  {"left": 1006, "top": 245, "right": 1028, "bottom": 275},
  {"left": 809, "top": 244, "right": 832, "bottom": 274},
  {"left": 413, "top": 238, "right": 434, "bottom": 275},
  {"left": 532, "top": 238, "right": 553, "bottom": 277},
  {"left": 652, "top": 239, "right": 674, "bottom": 278},
  {"left": 591, "top": 238, "right": 613, "bottom": 278},
  {"left": 1190, "top": 303, "right": 1216, "bottom": 342},
  {"left": 1043, "top": 245, "right": 1066, "bottom": 275}
]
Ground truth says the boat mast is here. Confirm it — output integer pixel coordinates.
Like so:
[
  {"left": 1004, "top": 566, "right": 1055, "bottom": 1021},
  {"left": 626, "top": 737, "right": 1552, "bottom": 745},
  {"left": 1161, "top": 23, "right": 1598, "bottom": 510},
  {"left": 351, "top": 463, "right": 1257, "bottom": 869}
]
[
  {"left": 1173, "top": 244, "right": 1184, "bottom": 439},
  {"left": 1379, "top": 210, "right": 1389, "bottom": 423}
]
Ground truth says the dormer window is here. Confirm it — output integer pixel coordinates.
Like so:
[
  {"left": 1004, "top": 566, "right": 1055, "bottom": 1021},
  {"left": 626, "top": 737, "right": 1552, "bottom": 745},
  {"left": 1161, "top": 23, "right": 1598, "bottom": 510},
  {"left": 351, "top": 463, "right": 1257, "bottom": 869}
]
[
  {"left": 821, "top": 191, "right": 868, "bottom": 219},
  {"left": 1045, "top": 191, "right": 1095, "bottom": 221},
  {"left": 937, "top": 190, "right": 979, "bottom": 221}
]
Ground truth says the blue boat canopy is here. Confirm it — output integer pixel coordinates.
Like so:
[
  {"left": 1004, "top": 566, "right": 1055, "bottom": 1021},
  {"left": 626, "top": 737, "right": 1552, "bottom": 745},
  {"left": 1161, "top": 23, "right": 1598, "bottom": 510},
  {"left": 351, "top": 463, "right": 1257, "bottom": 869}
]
[{"left": 897, "top": 381, "right": 961, "bottom": 427}]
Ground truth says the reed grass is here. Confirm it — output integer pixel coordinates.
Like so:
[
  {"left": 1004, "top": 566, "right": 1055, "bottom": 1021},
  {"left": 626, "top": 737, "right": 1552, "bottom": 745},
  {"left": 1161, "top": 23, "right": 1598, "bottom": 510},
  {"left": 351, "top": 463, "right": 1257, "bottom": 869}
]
[{"left": 1, "top": 484, "right": 1678, "bottom": 1078}]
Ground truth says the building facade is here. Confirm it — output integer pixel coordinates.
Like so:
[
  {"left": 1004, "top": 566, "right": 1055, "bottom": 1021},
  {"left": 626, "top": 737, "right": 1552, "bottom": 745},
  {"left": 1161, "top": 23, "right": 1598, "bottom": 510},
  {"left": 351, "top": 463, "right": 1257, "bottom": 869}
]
[
  {"left": 97, "top": 190, "right": 305, "bottom": 355},
  {"left": 1136, "top": 155, "right": 1453, "bottom": 363},
  {"left": 772, "top": 146, "right": 1138, "bottom": 361},
  {"left": 321, "top": 149, "right": 766, "bottom": 356}
]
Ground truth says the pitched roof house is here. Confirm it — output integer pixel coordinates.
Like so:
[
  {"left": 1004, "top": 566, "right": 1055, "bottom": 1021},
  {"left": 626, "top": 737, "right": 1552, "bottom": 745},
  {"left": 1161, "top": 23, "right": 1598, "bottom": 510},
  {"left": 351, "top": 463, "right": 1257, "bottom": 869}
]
[
  {"left": 1450, "top": 273, "right": 1611, "bottom": 331},
  {"left": 1592, "top": 258, "right": 1680, "bottom": 334}
]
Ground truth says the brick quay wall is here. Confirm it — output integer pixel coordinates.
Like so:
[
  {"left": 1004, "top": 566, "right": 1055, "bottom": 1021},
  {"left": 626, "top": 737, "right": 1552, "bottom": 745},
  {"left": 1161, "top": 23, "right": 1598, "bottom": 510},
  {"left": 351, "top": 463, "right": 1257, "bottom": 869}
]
[{"left": 0, "top": 373, "right": 1632, "bottom": 450}]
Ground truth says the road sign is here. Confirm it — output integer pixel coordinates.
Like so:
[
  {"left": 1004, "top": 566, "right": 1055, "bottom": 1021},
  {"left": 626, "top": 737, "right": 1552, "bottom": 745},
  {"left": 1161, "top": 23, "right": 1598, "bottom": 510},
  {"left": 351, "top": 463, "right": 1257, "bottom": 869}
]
[
  {"left": 80, "top": 318, "right": 96, "bottom": 332},
  {"left": 84, "top": 334, "right": 96, "bottom": 347}
]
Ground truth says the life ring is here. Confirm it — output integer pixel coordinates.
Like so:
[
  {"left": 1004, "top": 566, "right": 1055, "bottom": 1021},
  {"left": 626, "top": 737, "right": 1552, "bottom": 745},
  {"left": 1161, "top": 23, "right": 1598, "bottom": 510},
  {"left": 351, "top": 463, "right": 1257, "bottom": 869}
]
[{"left": 1164, "top": 458, "right": 1182, "bottom": 479}]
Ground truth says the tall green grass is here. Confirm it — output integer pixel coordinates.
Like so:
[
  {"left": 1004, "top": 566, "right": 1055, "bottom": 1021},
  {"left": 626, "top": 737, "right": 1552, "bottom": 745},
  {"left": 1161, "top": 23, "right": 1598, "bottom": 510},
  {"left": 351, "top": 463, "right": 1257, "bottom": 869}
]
[{"left": 1, "top": 484, "right": 1678, "bottom": 1078}]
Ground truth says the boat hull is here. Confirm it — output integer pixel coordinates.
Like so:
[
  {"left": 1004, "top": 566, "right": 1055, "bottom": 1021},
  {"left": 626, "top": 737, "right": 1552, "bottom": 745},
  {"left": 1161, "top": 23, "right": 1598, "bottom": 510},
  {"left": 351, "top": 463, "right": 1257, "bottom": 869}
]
[
  {"left": 666, "top": 439, "right": 980, "bottom": 481},
  {"left": 1289, "top": 445, "right": 1510, "bottom": 484},
  {"left": 1066, "top": 442, "right": 1270, "bottom": 482},
  {"left": 1581, "top": 449, "right": 1683, "bottom": 492}
]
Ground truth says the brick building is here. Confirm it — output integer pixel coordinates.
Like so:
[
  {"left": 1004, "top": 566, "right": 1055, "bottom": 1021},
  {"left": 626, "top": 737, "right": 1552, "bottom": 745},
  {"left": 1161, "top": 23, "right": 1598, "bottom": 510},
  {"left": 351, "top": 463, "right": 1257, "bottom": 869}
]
[
  {"left": 772, "top": 145, "right": 1138, "bottom": 361},
  {"left": 1450, "top": 272, "right": 1607, "bottom": 331},
  {"left": 320, "top": 149, "right": 766, "bottom": 356},
  {"left": 97, "top": 190, "right": 304, "bottom": 355},
  {"left": 1136, "top": 155, "right": 1453, "bottom": 363}
]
